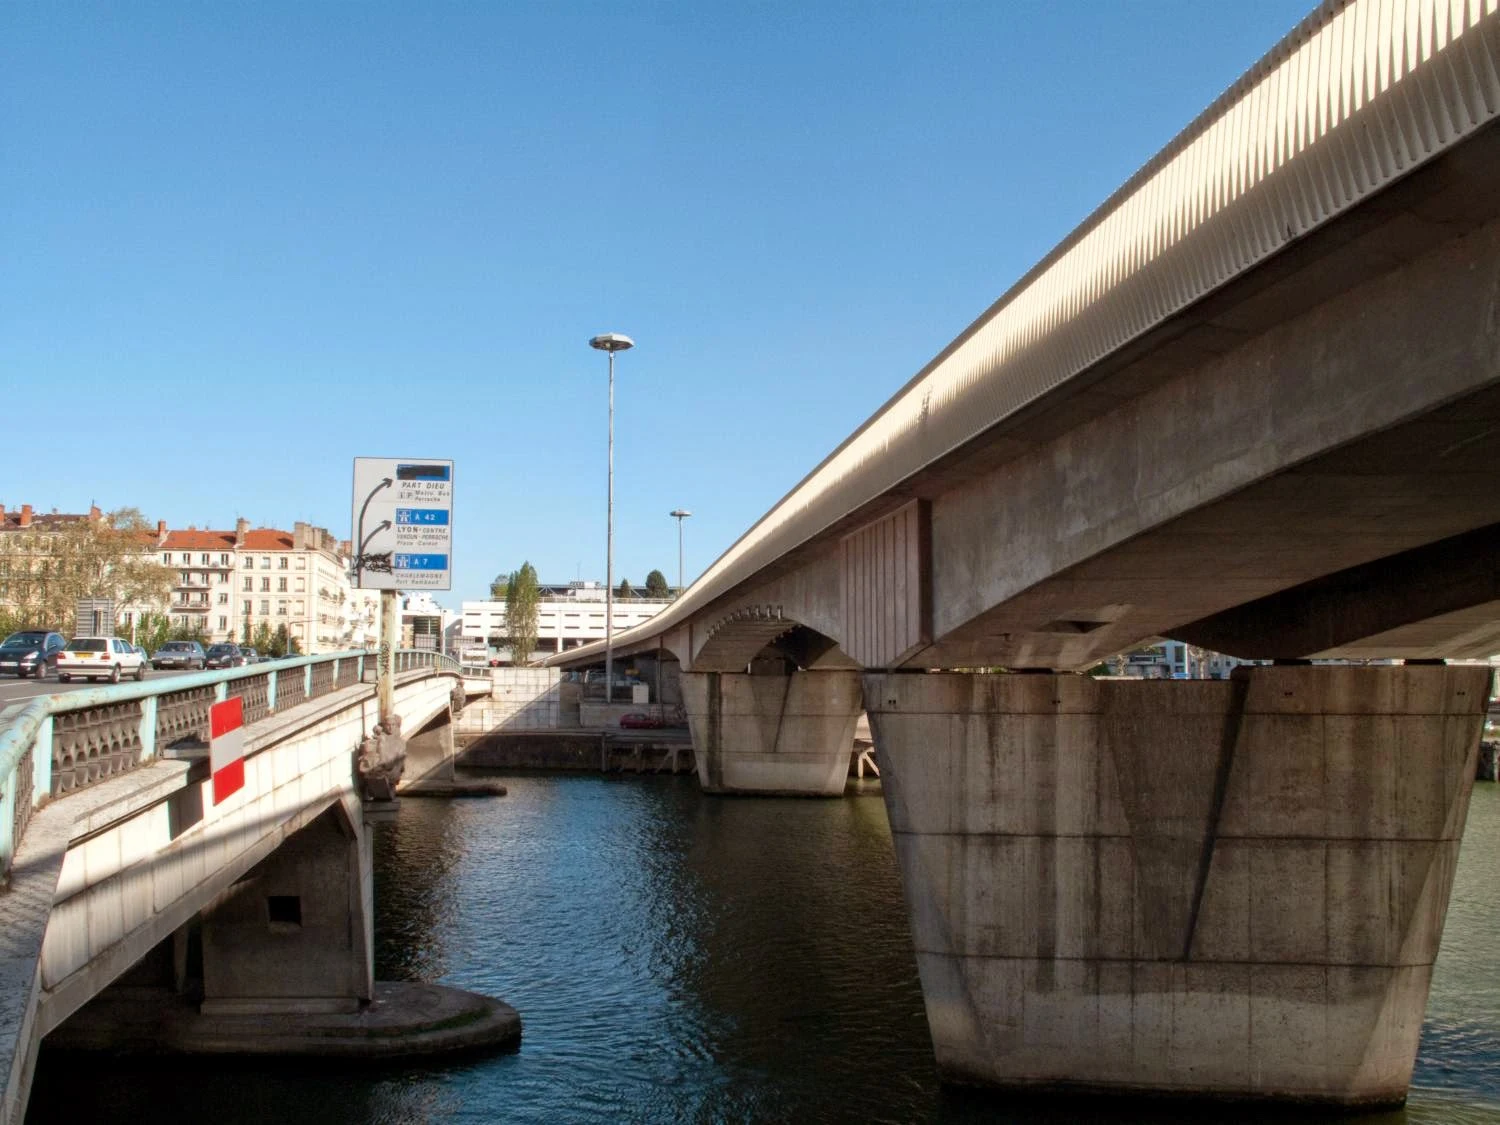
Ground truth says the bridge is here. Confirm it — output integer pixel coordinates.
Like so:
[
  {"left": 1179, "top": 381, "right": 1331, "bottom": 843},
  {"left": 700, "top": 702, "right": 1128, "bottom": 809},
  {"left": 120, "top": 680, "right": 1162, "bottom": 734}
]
[
  {"left": 550, "top": 0, "right": 1500, "bottom": 1107},
  {"left": 0, "top": 650, "right": 508, "bottom": 1124}
]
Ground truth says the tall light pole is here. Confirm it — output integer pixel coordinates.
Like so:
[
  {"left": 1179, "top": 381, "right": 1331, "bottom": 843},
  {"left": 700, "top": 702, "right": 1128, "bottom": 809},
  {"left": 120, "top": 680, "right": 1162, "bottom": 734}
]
[
  {"left": 670, "top": 509, "right": 691, "bottom": 597},
  {"left": 590, "top": 332, "right": 633, "bottom": 704}
]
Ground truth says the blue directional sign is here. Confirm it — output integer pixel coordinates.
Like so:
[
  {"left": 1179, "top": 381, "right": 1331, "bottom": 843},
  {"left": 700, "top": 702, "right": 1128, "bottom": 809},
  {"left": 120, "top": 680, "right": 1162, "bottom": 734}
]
[
  {"left": 395, "top": 508, "right": 449, "bottom": 526},
  {"left": 393, "top": 553, "right": 449, "bottom": 571}
]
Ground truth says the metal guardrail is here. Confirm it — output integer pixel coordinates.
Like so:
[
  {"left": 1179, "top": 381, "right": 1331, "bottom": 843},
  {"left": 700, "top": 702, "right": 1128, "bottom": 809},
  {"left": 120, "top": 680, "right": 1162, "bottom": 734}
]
[
  {"left": 0, "top": 649, "right": 463, "bottom": 881},
  {"left": 392, "top": 650, "right": 462, "bottom": 674}
]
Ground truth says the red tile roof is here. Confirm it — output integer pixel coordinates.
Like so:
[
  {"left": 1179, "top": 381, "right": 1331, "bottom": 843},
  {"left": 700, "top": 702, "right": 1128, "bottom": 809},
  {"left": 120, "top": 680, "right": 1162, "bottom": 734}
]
[
  {"left": 242, "top": 529, "right": 294, "bottom": 550},
  {"left": 160, "top": 529, "right": 239, "bottom": 550}
]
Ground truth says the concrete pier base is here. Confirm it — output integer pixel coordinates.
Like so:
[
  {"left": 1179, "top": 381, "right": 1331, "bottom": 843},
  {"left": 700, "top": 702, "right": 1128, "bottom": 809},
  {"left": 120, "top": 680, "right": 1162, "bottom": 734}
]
[
  {"left": 864, "top": 665, "right": 1491, "bottom": 1106},
  {"left": 683, "top": 670, "right": 862, "bottom": 795},
  {"left": 199, "top": 797, "right": 373, "bottom": 1014}
]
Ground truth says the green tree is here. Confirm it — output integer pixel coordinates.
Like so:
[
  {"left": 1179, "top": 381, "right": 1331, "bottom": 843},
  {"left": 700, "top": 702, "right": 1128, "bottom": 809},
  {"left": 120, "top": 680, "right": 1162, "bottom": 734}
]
[
  {"left": 489, "top": 573, "right": 509, "bottom": 599},
  {"left": 4, "top": 507, "right": 173, "bottom": 632},
  {"left": 617, "top": 577, "right": 633, "bottom": 599},
  {"left": 644, "top": 569, "right": 669, "bottom": 598},
  {"left": 504, "top": 561, "right": 541, "bottom": 666},
  {"left": 252, "top": 621, "right": 275, "bottom": 654}
]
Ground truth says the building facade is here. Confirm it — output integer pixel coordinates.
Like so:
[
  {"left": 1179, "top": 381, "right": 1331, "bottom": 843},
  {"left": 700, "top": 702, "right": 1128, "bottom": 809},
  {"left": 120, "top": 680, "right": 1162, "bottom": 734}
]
[
  {"left": 158, "top": 519, "right": 379, "bottom": 652},
  {"left": 460, "top": 582, "right": 672, "bottom": 665}
]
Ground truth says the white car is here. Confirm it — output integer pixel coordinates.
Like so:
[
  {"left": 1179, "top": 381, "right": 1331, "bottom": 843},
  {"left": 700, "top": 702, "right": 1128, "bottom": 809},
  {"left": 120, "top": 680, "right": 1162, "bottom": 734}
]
[{"left": 56, "top": 636, "right": 147, "bottom": 684}]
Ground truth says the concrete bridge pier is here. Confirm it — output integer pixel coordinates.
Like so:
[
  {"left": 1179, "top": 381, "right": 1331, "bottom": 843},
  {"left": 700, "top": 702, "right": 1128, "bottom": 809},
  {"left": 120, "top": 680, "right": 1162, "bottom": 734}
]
[
  {"left": 682, "top": 670, "right": 862, "bottom": 795},
  {"left": 864, "top": 665, "right": 1491, "bottom": 1106},
  {"left": 199, "top": 793, "right": 373, "bottom": 1015}
]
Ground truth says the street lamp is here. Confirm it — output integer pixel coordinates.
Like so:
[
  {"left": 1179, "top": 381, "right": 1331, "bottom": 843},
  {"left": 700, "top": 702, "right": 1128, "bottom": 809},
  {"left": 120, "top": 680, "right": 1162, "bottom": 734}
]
[
  {"left": 670, "top": 509, "right": 692, "bottom": 597},
  {"left": 590, "top": 332, "right": 633, "bottom": 703}
]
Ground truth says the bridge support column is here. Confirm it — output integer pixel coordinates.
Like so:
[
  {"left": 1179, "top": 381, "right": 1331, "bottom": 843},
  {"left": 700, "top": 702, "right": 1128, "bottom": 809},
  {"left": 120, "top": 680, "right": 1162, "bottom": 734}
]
[
  {"left": 864, "top": 665, "right": 1490, "bottom": 1106},
  {"left": 199, "top": 795, "right": 373, "bottom": 1014},
  {"left": 683, "top": 670, "right": 862, "bottom": 795}
]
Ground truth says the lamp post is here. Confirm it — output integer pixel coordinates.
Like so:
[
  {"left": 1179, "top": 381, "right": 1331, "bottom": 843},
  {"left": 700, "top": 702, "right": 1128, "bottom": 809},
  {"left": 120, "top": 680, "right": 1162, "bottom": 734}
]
[
  {"left": 590, "top": 332, "right": 633, "bottom": 704},
  {"left": 669, "top": 509, "right": 691, "bottom": 597}
]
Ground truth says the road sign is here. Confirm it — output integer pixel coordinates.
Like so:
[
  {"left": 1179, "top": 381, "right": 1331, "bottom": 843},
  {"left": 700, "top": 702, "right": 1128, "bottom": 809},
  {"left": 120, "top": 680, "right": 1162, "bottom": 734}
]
[
  {"left": 210, "top": 696, "right": 246, "bottom": 805},
  {"left": 352, "top": 457, "right": 454, "bottom": 590}
]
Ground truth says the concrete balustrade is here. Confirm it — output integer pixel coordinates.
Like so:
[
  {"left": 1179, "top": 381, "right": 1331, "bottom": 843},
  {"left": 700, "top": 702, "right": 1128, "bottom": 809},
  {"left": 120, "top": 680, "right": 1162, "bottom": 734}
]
[{"left": 864, "top": 664, "right": 1491, "bottom": 1106}]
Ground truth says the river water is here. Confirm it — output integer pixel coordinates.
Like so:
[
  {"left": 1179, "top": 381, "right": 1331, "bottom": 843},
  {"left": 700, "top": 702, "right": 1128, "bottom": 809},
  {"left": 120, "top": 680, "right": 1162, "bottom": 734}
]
[{"left": 27, "top": 776, "right": 1500, "bottom": 1124}]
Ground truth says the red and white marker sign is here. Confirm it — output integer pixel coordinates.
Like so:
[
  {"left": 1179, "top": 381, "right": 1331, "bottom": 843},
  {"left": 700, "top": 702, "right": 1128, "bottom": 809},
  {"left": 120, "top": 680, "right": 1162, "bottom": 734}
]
[{"left": 209, "top": 696, "right": 246, "bottom": 805}]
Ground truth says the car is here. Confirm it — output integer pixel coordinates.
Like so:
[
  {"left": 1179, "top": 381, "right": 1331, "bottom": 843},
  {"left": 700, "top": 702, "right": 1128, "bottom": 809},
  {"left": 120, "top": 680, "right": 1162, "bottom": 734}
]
[
  {"left": 618, "top": 712, "right": 665, "bottom": 730},
  {"left": 0, "top": 630, "right": 66, "bottom": 679},
  {"left": 152, "top": 640, "right": 207, "bottom": 670},
  {"left": 132, "top": 644, "right": 150, "bottom": 665},
  {"left": 56, "top": 636, "right": 146, "bottom": 683},
  {"left": 205, "top": 643, "right": 247, "bottom": 669},
  {"left": 240, "top": 647, "right": 261, "bottom": 664}
]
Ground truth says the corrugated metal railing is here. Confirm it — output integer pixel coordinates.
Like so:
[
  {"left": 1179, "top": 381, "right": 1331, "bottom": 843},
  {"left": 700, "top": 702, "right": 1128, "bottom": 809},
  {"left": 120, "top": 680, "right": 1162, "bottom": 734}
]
[{"left": 0, "top": 649, "right": 460, "bottom": 881}]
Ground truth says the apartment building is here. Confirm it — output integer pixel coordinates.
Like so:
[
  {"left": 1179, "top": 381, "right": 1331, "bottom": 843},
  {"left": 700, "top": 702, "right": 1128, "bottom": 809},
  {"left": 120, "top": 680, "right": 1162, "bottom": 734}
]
[{"left": 159, "top": 519, "right": 379, "bottom": 652}]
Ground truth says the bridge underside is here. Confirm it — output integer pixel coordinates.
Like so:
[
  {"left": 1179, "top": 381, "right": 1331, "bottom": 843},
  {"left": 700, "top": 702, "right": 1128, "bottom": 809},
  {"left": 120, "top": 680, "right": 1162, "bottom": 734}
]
[{"left": 909, "top": 140, "right": 1500, "bottom": 671}]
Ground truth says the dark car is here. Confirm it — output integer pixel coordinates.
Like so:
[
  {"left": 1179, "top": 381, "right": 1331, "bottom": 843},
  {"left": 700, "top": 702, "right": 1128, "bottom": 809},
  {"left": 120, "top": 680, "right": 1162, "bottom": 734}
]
[
  {"left": 152, "top": 640, "right": 207, "bottom": 670},
  {"left": 0, "top": 630, "right": 66, "bottom": 679},
  {"left": 205, "top": 643, "right": 246, "bottom": 669}
]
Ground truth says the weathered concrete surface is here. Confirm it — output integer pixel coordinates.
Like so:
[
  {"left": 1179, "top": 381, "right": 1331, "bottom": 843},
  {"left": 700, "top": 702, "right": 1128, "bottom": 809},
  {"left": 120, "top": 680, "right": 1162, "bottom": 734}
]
[
  {"left": 865, "top": 665, "right": 1490, "bottom": 1105},
  {"left": 683, "top": 670, "right": 862, "bottom": 796},
  {"left": 44, "top": 980, "right": 520, "bottom": 1058},
  {"left": 200, "top": 799, "right": 372, "bottom": 1014}
]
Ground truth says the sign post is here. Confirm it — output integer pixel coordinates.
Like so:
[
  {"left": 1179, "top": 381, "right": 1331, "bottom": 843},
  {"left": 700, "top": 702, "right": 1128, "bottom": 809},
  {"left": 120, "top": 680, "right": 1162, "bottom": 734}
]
[{"left": 350, "top": 459, "right": 454, "bottom": 768}]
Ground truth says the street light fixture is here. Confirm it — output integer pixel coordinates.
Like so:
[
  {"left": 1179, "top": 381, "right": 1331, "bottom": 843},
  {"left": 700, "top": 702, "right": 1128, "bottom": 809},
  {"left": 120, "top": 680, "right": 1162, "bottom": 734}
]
[
  {"left": 590, "top": 332, "right": 634, "bottom": 703},
  {"left": 669, "top": 509, "right": 692, "bottom": 597}
]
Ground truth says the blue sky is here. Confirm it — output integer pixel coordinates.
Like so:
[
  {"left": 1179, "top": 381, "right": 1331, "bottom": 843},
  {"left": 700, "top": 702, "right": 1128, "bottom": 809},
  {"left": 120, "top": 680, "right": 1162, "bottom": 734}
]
[{"left": 2, "top": 1, "right": 1314, "bottom": 607}]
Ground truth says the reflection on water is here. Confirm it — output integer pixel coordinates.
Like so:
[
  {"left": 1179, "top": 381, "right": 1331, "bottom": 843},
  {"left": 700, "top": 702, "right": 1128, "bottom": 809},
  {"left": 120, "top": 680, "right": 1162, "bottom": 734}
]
[{"left": 26, "top": 778, "right": 1500, "bottom": 1124}]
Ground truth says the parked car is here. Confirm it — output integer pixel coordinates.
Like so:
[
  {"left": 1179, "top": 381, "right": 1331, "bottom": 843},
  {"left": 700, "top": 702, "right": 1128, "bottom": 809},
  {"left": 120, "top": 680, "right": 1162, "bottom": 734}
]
[
  {"left": 133, "top": 644, "right": 150, "bottom": 665},
  {"left": 151, "top": 640, "right": 207, "bottom": 670},
  {"left": 205, "top": 643, "right": 246, "bottom": 669},
  {"left": 240, "top": 647, "right": 261, "bottom": 664},
  {"left": 619, "top": 712, "right": 665, "bottom": 730},
  {"left": 56, "top": 636, "right": 146, "bottom": 683},
  {"left": 0, "top": 630, "right": 66, "bottom": 679}
]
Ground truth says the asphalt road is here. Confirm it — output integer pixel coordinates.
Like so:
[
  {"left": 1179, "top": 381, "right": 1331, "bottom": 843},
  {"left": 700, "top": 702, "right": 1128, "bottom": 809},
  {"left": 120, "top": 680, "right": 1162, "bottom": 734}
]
[{"left": 0, "top": 668, "right": 199, "bottom": 709}]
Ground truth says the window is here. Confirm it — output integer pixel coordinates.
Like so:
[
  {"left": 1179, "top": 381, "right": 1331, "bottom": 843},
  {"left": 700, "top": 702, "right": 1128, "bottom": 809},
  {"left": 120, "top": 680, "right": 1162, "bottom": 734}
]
[
  {"left": 242, "top": 601, "right": 251, "bottom": 615},
  {"left": 218, "top": 616, "right": 228, "bottom": 630},
  {"left": 261, "top": 556, "right": 271, "bottom": 569},
  {"left": 181, "top": 571, "right": 191, "bottom": 584},
  {"left": 180, "top": 553, "right": 190, "bottom": 564},
  {"left": 162, "top": 552, "right": 171, "bottom": 565},
  {"left": 199, "top": 572, "right": 209, "bottom": 585},
  {"left": 279, "top": 557, "right": 288, "bottom": 569},
  {"left": 261, "top": 577, "right": 270, "bottom": 592},
  {"left": 278, "top": 577, "right": 287, "bottom": 592},
  {"left": 295, "top": 578, "right": 305, "bottom": 593},
  {"left": 243, "top": 577, "right": 252, "bottom": 591},
  {"left": 260, "top": 600, "right": 270, "bottom": 615},
  {"left": 218, "top": 593, "right": 228, "bottom": 604},
  {"left": 200, "top": 553, "right": 210, "bottom": 565},
  {"left": 220, "top": 553, "right": 231, "bottom": 566},
  {"left": 295, "top": 557, "right": 306, "bottom": 570},
  {"left": 277, "top": 602, "right": 288, "bottom": 615}
]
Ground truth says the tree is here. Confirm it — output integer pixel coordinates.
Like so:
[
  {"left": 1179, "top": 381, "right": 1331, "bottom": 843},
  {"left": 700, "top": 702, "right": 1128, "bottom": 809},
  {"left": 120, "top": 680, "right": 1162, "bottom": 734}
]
[
  {"left": 489, "top": 573, "right": 509, "bottom": 599},
  {"left": 617, "top": 577, "right": 632, "bottom": 599},
  {"left": 644, "top": 569, "right": 669, "bottom": 597},
  {"left": 504, "top": 561, "right": 540, "bottom": 666},
  {"left": 253, "top": 621, "right": 275, "bottom": 654},
  {"left": 2, "top": 507, "right": 172, "bottom": 633}
]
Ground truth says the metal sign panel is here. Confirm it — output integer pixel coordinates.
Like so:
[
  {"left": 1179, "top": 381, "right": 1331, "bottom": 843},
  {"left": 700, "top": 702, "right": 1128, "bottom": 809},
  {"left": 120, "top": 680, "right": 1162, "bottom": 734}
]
[{"left": 351, "top": 457, "right": 454, "bottom": 590}]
